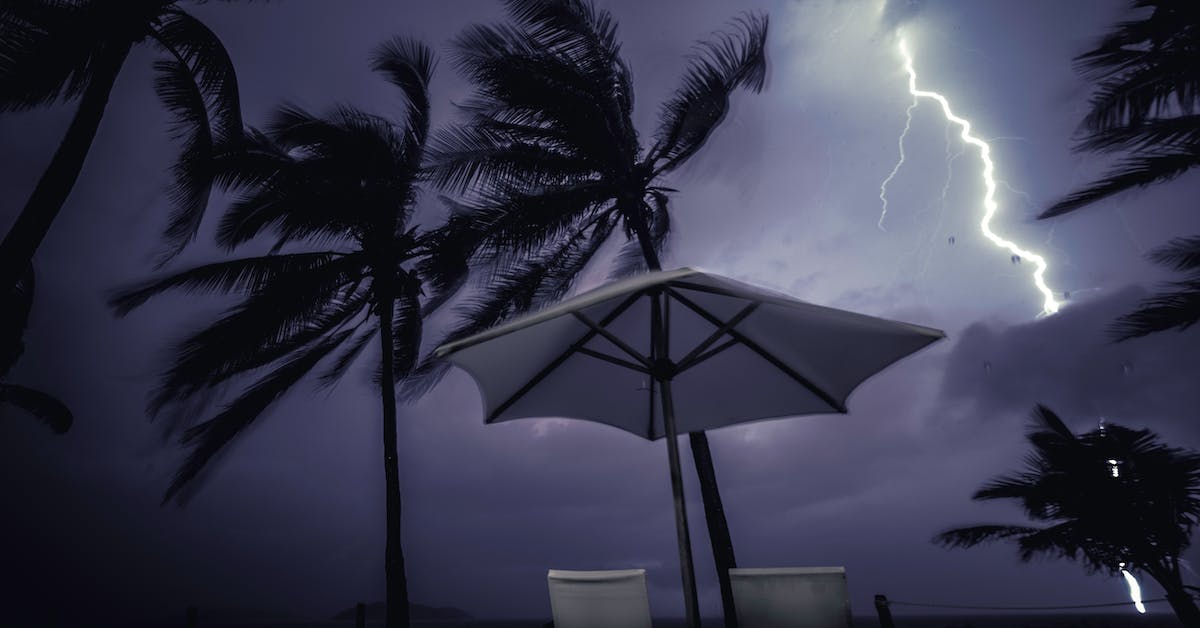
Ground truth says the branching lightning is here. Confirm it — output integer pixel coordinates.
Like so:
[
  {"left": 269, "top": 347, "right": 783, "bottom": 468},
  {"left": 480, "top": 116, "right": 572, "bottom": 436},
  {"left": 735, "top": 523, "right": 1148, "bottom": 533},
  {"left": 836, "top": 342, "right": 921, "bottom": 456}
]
[
  {"left": 884, "top": 37, "right": 1061, "bottom": 316},
  {"left": 878, "top": 95, "right": 918, "bottom": 231}
]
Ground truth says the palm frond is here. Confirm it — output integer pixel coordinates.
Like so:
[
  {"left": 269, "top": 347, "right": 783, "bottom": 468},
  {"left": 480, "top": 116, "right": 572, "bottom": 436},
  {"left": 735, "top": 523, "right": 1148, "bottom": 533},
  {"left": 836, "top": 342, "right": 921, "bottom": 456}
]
[
  {"left": 145, "top": 254, "right": 368, "bottom": 414},
  {"left": 163, "top": 328, "right": 352, "bottom": 505},
  {"left": 1147, "top": 235, "right": 1200, "bottom": 271},
  {"left": 1012, "top": 522, "right": 1097, "bottom": 567},
  {"left": 1109, "top": 277, "right": 1200, "bottom": 340},
  {"left": 154, "top": 9, "right": 243, "bottom": 143},
  {"left": 450, "top": 181, "right": 615, "bottom": 260},
  {"left": 1080, "top": 51, "right": 1200, "bottom": 130},
  {"left": 109, "top": 252, "right": 344, "bottom": 316},
  {"left": 396, "top": 217, "right": 610, "bottom": 404},
  {"left": 649, "top": 12, "right": 768, "bottom": 172},
  {"left": 1076, "top": 116, "right": 1200, "bottom": 153},
  {"left": 1074, "top": 0, "right": 1200, "bottom": 129},
  {"left": 0, "top": 382, "right": 72, "bottom": 434},
  {"left": 933, "top": 524, "right": 1040, "bottom": 549},
  {"left": 316, "top": 324, "right": 377, "bottom": 389},
  {"left": 505, "top": 0, "right": 622, "bottom": 68},
  {"left": 1031, "top": 404, "right": 1078, "bottom": 442},
  {"left": 371, "top": 36, "right": 434, "bottom": 167},
  {"left": 1040, "top": 149, "right": 1200, "bottom": 218},
  {"left": 150, "top": 56, "right": 215, "bottom": 266},
  {"left": 0, "top": 0, "right": 109, "bottom": 111},
  {"left": 413, "top": 217, "right": 472, "bottom": 317},
  {"left": 210, "top": 127, "right": 291, "bottom": 191},
  {"left": 425, "top": 123, "right": 596, "bottom": 193},
  {"left": 450, "top": 22, "right": 633, "bottom": 168}
]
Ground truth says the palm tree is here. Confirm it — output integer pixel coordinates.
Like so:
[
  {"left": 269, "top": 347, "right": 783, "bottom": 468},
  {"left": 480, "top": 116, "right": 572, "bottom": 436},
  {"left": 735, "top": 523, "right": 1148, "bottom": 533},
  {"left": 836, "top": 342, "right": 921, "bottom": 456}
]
[
  {"left": 0, "top": 0, "right": 248, "bottom": 294},
  {"left": 108, "top": 40, "right": 464, "bottom": 628},
  {"left": 1, "top": 263, "right": 72, "bottom": 434},
  {"left": 404, "top": 2, "right": 769, "bottom": 624},
  {"left": 1040, "top": 0, "right": 1200, "bottom": 340},
  {"left": 935, "top": 405, "right": 1200, "bottom": 627}
]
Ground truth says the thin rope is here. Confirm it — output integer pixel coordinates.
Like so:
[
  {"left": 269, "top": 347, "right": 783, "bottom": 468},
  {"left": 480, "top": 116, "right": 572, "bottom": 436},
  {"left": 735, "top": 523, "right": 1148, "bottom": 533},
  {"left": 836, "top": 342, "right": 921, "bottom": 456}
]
[{"left": 885, "top": 598, "right": 1172, "bottom": 611}]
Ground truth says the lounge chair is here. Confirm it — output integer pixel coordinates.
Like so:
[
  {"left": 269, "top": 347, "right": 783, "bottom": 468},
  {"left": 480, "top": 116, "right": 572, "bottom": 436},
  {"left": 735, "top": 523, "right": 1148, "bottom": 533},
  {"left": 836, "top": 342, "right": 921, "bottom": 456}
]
[
  {"left": 546, "top": 568, "right": 653, "bottom": 628},
  {"left": 729, "top": 566, "right": 852, "bottom": 628}
]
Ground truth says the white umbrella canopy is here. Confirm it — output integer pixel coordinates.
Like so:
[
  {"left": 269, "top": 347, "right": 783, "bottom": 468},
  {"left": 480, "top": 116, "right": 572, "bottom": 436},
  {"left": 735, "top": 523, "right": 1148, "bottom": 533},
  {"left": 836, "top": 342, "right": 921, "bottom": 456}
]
[
  {"left": 435, "top": 268, "right": 945, "bottom": 438},
  {"left": 434, "top": 268, "right": 944, "bottom": 628}
]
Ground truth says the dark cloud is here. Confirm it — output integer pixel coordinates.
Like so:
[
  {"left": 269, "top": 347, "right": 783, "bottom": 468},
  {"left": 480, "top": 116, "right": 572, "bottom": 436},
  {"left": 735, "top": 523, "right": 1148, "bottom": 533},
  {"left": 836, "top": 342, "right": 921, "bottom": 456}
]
[{"left": 941, "top": 286, "right": 1200, "bottom": 441}]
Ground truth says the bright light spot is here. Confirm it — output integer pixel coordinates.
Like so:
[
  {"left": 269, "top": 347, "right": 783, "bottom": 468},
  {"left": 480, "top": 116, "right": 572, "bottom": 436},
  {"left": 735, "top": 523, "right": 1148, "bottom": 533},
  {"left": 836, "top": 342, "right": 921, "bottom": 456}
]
[
  {"left": 1120, "top": 564, "right": 1147, "bottom": 614},
  {"left": 1108, "top": 459, "right": 1120, "bottom": 477},
  {"left": 894, "top": 38, "right": 1061, "bottom": 316}
]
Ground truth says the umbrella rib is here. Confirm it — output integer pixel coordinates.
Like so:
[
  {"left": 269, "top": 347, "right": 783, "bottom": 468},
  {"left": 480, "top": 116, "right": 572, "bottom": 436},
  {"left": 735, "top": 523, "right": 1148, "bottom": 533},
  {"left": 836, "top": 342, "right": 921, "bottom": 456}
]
[
  {"left": 488, "top": 291, "right": 645, "bottom": 420},
  {"left": 677, "top": 337, "right": 740, "bottom": 373},
  {"left": 675, "top": 302, "right": 760, "bottom": 371},
  {"left": 576, "top": 346, "right": 652, "bottom": 373},
  {"left": 571, "top": 311, "right": 653, "bottom": 368},
  {"left": 666, "top": 288, "right": 849, "bottom": 413}
]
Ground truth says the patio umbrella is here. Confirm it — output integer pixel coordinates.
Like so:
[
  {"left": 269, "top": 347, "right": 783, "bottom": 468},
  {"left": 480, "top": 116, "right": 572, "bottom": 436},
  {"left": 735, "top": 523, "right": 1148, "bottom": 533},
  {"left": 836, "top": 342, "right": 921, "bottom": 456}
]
[{"left": 433, "top": 268, "right": 944, "bottom": 628}]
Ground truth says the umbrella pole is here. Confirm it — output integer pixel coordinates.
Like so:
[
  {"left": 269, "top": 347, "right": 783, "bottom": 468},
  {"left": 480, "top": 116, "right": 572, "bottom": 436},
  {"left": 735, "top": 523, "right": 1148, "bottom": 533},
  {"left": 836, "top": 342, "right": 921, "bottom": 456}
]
[{"left": 660, "top": 378, "right": 701, "bottom": 628}]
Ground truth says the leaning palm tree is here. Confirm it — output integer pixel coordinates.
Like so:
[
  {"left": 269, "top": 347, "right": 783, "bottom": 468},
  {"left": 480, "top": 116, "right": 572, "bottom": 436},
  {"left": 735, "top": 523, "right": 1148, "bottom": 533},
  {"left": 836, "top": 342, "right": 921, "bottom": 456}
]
[
  {"left": 405, "top": 2, "right": 768, "bottom": 624},
  {"left": 109, "top": 40, "right": 463, "bottom": 628},
  {"left": 935, "top": 405, "right": 1200, "bottom": 627},
  {"left": 1, "top": 264, "right": 72, "bottom": 434},
  {"left": 1040, "top": 0, "right": 1200, "bottom": 340},
  {"left": 0, "top": 0, "right": 249, "bottom": 294}
]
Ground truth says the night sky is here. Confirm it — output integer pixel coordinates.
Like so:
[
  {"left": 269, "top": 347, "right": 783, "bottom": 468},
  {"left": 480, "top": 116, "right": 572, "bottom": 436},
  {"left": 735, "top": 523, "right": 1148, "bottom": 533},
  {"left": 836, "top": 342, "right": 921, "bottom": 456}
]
[{"left": 3, "top": 0, "right": 1200, "bottom": 624}]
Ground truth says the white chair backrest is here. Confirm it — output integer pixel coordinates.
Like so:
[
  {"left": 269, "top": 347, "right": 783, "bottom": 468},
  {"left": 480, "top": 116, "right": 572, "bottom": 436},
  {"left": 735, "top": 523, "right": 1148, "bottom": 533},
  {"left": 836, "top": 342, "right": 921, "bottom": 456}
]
[
  {"left": 729, "top": 566, "right": 851, "bottom": 628},
  {"left": 546, "top": 568, "right": 653, "bottom": 628}
]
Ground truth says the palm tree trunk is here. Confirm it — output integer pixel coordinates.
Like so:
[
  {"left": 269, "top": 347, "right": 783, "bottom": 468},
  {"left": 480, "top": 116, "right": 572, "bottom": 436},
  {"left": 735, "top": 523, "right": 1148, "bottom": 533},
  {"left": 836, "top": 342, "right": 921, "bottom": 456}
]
[
  {"left": 376, "top": 285, "right": 411, "bottom": 628},
  {"left": 688, "top": 432, "right": 739, "bottom": 626},
  {"left": 1159, "top": 564, "right": 1200, "bottom": 628},
  {"left": 627, "top": 205, "right": 740, "bottom": 628},
  {"left": 0, "top": 40, "right": 133, "bottom": 294}
]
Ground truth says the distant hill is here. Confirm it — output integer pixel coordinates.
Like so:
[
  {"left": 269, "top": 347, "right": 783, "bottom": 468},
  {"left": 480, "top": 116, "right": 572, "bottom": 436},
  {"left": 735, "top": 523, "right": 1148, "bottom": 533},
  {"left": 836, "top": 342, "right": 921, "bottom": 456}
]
[{"left": 331, "top": 602, "right": 472, "bottom": 621}]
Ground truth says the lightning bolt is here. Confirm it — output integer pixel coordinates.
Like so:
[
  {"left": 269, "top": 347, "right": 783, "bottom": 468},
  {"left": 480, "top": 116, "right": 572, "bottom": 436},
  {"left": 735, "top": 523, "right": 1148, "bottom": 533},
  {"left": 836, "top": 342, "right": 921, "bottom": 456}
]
[
  {"left": 887, "top": 37, "right": 1061, "bottom": 316},
  {"left": 878, "top": 95, "right": 917, "bottom": 231},
  {"left": 1119, "top": 563, "right": 1147, "bottom": 614}
]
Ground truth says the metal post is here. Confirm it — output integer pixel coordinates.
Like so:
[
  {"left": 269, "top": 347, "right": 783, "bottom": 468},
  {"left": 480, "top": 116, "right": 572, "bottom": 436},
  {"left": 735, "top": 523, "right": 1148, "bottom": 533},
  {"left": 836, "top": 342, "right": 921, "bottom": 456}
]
[
  {"left": 355, "top": 602, "right": 365, "bottom": 628},
  {"left": 874, "top": 595, "right": 895, "bottom": 628},
  {"left": 662, "top": 379, "right": 700, "bottom": 628},
  {"left": 653, "top": 289, "right": 701, "bottom": 628},
  {"left": 185, "top": 605, "right": 197, "bottom": 628}
]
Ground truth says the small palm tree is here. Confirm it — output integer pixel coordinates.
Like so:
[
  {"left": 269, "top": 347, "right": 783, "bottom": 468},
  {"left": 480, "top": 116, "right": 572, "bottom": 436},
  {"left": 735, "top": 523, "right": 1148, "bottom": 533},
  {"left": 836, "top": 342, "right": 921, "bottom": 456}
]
[
  {"left": 0, "top": 0, "right": 249, "bottom": 293},
  {"left": 109, "top": 40, "right": 463, "bottom": 628},
  {"left": 1, "top": 264, "right": 72, "bottom": 434},
  {"left": 935, "top": 405, "right": 1200, "bottom": 627},
  {"left": 1040, "top": 0, "right": 1200, "bottom": 341},
  {"left": 407, "top": 2, "right": 768, "bottom": 624}
]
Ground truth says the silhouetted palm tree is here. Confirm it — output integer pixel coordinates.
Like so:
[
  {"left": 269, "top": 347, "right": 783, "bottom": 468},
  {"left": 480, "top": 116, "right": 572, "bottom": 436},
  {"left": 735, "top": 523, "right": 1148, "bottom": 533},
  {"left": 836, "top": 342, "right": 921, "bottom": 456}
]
[
  {"left": 1110, "top": 236, "right": 1200, "bottom": 339},
  {"left": 0, "top": 0, "right": 248, "bottom": 294},
  {"left": 935, "top": 405, "right": 1200, "bottom": 626},
  {"left": 0, "top": 264, "right": 72, "bottom": 434},
  {"left": 1041, "top": 0, "right": 1200, "bottom": 341},
  {"left": 406, "top": 2, "right": 768, "bottom": 624},
  {"left": 109, "top": 40, "right": 463, "bottom": 628}
]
